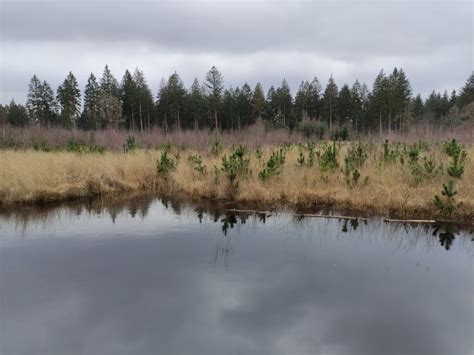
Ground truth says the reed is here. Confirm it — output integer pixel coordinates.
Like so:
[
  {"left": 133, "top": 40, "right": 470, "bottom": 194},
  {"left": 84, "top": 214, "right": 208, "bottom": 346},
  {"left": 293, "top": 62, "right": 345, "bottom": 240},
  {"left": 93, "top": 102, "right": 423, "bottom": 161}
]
[{"left": 0, "top": 139, "right": 473, "bottom": 222}]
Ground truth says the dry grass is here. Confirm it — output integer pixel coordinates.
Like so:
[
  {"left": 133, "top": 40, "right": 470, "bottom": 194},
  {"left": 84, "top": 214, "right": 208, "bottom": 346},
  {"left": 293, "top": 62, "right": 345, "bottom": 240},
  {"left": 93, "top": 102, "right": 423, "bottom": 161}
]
[{"left": 1, "top": 141, "right": 473, "bottom": 222}]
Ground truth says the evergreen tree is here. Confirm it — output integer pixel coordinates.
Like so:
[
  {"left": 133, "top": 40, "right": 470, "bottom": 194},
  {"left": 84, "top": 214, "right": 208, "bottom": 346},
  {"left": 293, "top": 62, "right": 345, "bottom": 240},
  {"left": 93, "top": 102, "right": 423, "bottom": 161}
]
[
  {"left": 132, "top": 68, "right": 154, "bottom": 131},
  {"left": 0, "top": 105, "right": 7, "bottom": 126},
  {"left": 156, "top": 78, "right": 170, "bottom": 132},
  {"left": 276, "top": 79, "right": 293, "bottom": 128},
  {"left": 6, "top": 100, "right": 29, "bottom": 127},
  {"left": 322, "top": 75, "right": 338, "bottom": 132},
  {"left": 80, "top": 73, "right": 101, "bottom": 130},
  {"left": 204, "top": 66, "right": 224, "bottom": 130},
  {"left": 166, "top": 72, "right": 187, "bottom": 131},
  {"left": 26, "top": 76, "right": 57, "bottom": 126},
  {"left": 337, "top": 84, "right": 352, "bottom": 127},
  {"left": 387, "top": 68, "right": 411, "bottom": 133},
  {"left": 369, "top": 70, "right": 390, "bottom": 134},
  {"left": 57, "top": 71, "right": 81, "bottom": 128},
  {"left": 237, "top": 82, "right": 253, "bottom": 128},
  {"left": 458, "top": 72, "right": 474, "bottom": 108},
  {"left": 186, "top": 78, "right": 207, "bottom": 130},
  {"left": 412, "top": 94, "right": 425, "bottom": 121},
  {"left": 120, "top": 70, "right": 136, "bottom": 130},
  {"left": 308, "top": 76, "right": 322, "bottom": 119},
  {"left": 99, "top": 65, "right": 121, "bottom": 129},
  {"left": 251, "top": 83, "right": 265, "bottom": 119},
  {"left": 222, "top": 88, "right": 236, "bottom": 130},
  {"left": 449, "top": 90, "right": 457, "bottom": 107},
  {"left": 294, "top": 81, "right": 311, "bottom": 122},
  {"left": 350, "top": 80, "right": 363, "bottom": 131}
]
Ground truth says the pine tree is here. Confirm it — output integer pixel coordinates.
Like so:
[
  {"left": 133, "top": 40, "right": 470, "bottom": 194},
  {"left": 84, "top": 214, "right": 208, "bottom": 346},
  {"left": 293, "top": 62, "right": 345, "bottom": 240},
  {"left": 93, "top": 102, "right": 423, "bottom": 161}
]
[
  {"left": 458, "top": 72, "right": 474, "bottom": 108},
  {"left": 322, "top": 75, "right": 338, "bottom": 132},
  {"left": 166, "top": 72, "right": 187, "bottom": 131},
  {"left": 186, "top": 78, "right": 207, "bottom": 130},
  {"left": 120, "top": 70, "right": 136, "bottom": 130},
  {"left": 204, "top": 66, "right": 224, "bottom": 130},
  {"left": 26, "top": 75, "right": 57, "bottom": 126},
  {"left": 6, "top": 100, "right": 29, "bottom": 127},
  {"left": 156, "top": 78, "right": 170, "bottom": 132},
  {"left": 350, "top": 80, "right": 363, "bottom": 132},
  {"left": 237, "top": 82, "right": 253, "bottom": 128},
  {"left": 387, "top": 68, "right": 411, "bottom": 133},
  {"left": 294, "top": 81, "right": 311, "bottom": 122},
  {"left": 369, "top": 70, "right": 390, "bottom": 134},
  {"left": 57, "top": 71, "right": 81, "bottom": 128},
  {"left": 337, "top": 84, "right": 352, "bottom": 127},
  {"left": 276, "top": 79, "right": 292, "bottom": 128},
  {"left": 132, "top": 68, "right": 154, "bottom": 132},
  {"left": 251, "top": 83, "right": 265, "bottom": 119},
  {"left": 80, "top": 73, "right": 101, "bottom": 130},
  {"left": 412, "top": 94, "right": 425, "bottom": 121},
  {"left": 308, "top": 76, "right": 322, "bottom": 119},
  {"left": 99, "top": 65, "right": 121, "bottom": 129}
]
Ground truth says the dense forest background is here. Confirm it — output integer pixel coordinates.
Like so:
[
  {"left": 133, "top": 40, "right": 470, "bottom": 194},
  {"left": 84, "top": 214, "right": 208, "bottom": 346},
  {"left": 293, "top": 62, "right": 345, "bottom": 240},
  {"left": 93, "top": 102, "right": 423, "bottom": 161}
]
[{"left": 1, "top": 66, "right": 473, "bottom": 136}]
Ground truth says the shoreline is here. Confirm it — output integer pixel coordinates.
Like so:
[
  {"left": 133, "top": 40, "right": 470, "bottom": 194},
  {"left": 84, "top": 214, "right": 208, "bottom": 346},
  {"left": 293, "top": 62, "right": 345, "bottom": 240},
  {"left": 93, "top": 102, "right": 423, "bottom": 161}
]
[{"left": 1, "top": 142, "right": 473, "bottom": 226}]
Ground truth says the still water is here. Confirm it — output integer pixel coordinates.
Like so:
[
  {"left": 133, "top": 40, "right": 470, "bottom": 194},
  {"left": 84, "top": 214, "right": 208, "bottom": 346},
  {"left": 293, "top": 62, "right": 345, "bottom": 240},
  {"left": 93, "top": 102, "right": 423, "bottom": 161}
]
[{"left": 1, "top": 196, "right": 473, "bottom": 355}]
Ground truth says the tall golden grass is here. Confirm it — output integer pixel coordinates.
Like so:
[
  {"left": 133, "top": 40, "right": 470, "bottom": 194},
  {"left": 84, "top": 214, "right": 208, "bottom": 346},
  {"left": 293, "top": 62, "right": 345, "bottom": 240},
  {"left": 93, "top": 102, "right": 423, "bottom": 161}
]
[{"left": 0, "top": 141, "right": 473, "bottom": 221}]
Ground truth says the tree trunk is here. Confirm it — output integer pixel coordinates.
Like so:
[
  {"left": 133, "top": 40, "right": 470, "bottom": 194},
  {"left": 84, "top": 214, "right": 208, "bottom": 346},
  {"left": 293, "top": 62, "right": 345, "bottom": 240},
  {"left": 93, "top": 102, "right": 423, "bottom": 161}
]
[
  {"left": 379, "top": 111, "right": 382, "bottom": 136},
  {"left": 139, "top": 101, "right": 143, "bottom": 132},
  {"left": 214, "top": 109, "right": 218, "bottom": 130}
]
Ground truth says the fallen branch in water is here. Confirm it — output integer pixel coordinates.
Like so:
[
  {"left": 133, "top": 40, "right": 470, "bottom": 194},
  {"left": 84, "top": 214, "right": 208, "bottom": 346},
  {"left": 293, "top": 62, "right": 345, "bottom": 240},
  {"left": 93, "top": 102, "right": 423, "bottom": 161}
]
[{"left": 225, "top": 208, "right": 369, "bottom": 221}]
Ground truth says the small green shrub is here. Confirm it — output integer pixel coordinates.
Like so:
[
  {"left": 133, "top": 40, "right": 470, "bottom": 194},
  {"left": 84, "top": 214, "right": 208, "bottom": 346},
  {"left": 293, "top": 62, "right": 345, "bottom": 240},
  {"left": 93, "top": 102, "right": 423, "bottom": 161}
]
[
  {"left": 433, "top": 180, "right": 458, "bottom": 215},
  {"left": 259, "top": 149, "right": 286, "bottom": 181},
  {"left": 210, "top": 139, "right": 223, "bottom": 157},
  {"left": 318, "top": 141, "right": 339, "bottom": 172},
  {"left": 297, "top": 151, "right": 305, "bottom": 167},
  {"left": 331, "top": 127, "right": 349, "bottom": 141},
  {"left": 380, "top": 139, "right": 397, "bottom": 164},
  {"left": 124, "top": 135, "right": 137, "bottom": 153},
  {"left": 443, "top": 139, "right": 466, "bottom": 179},
  {"left": 345, "top": 143, "right": 368, "bottom": 169},
  {"left": 221, "top": 145, "right": 250, "bottom": 183},
  {"left": 298, "top": 120, "right": 327, "bottom": 139},
  {"left": 188, "top": 154, "right": 206, "bottom": 175},
  {"left": 157, "top": 151, "right": 177, "bottom": 176},
  {"left": 341, "top": 157, "right": 362, "bottom": 188}
]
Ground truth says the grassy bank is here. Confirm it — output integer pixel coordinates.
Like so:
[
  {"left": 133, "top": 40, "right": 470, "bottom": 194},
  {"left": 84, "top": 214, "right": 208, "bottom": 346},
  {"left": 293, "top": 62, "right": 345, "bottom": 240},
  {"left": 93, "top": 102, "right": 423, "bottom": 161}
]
[{"left": 0, "top": 139, "right": 473, "bottom": 222}]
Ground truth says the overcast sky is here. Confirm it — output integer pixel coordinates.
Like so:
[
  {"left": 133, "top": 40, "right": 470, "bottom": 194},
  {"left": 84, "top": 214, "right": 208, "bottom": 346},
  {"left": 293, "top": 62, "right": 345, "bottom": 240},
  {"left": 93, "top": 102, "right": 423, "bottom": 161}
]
[{"left": 0, "top": 0, "right": 472, "bottom": 104}]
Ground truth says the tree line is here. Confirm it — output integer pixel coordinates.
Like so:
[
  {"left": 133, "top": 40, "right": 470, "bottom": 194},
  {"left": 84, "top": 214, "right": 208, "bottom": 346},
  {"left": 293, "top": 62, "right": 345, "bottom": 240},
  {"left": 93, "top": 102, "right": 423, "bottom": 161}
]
[{"left": 1, "top": 65, "right": 473, "bottom": 134}]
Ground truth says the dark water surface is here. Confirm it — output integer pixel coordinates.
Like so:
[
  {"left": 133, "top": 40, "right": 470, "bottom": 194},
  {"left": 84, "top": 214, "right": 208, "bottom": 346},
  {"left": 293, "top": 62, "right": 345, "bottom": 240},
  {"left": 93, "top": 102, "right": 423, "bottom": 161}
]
[{"left": 1, "top": 197, "right": 473, "bottom": 355}]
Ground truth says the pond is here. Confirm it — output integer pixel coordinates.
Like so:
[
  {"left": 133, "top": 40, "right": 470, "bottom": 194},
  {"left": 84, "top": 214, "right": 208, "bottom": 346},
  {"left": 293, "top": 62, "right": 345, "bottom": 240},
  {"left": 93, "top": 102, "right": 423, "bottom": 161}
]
[{"left": 1, "top": 196, "right": 473, "bottom": 355}]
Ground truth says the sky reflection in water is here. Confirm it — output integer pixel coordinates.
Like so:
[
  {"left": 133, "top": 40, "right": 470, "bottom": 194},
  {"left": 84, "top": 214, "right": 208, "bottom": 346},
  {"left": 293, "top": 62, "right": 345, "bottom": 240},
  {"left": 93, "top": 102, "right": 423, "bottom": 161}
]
[{"left": 1, "top": 197, "right": 473, "bottom": 355}]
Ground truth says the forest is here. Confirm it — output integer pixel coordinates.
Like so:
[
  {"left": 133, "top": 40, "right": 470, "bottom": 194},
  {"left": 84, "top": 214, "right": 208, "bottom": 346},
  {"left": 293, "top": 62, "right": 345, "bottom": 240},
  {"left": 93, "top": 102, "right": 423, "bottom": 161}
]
[{"left": 1, "top": 66, "right": 473, "bottom": 136}]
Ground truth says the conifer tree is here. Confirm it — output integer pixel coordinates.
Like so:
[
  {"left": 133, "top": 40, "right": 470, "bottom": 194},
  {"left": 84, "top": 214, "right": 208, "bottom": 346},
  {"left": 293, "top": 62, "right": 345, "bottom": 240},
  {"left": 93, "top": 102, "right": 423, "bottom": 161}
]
[
  {"left": 80, "top": 73, "right": 101, "bottom": 130},
  {"left": 251, "top": 83, "right": 265, "bottom": 119},
  {"left": 458, "top": 72, "right": 474, "bottom": 108},
  {"left": 26, "top": 76, "right": 57, "bottom": 126},
  {"left": 337, "top": 84, "right": 352, "bottom": 127},
  {"left": 166, "top": 72, "right": 187, "bottom": 131},
  {"left": 99, "top": 65, "right": 121, "bottom": 129},
  {"left": 369, "top": 70, "right": 390, "bottom": 134},
  {"left": 120, "top": 70, "right": 136, "bottom": 130},
  {"left": 204, "top": 66, "right": 224, "bottom": 130},
  {"left": 132, "top": 68, "right": 154, "bottom": 132},
  {"left": 322, "top": 75, "right": 338, "bottom": 132},
  {"left": 186, "top": 78, "right": 208, "bottom": 130},
  {"left": 6, "top": 100, "right": 29, "bottom": 127},
  {"left": 57, "top": 71, "right": 81, "bottom": 128}
]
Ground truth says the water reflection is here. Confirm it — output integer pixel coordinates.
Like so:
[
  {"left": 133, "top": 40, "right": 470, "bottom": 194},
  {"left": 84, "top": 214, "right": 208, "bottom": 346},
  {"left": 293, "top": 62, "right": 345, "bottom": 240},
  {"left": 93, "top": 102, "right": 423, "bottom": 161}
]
[{"left": 1, "top": 196, "right": 473, "bottom": 355}]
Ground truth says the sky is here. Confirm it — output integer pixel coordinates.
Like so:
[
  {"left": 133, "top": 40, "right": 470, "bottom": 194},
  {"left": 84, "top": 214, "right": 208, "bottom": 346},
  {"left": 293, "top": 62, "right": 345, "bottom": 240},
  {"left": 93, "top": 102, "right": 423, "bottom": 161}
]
[{"left": 0, "top": 0, "right": 473, "bottom": 105}]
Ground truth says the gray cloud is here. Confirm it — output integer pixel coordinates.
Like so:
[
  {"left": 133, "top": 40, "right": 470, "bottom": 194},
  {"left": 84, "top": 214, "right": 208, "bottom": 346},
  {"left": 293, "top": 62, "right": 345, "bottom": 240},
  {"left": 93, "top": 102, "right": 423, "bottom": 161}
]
[{"left": 1, "top": 0, "right": 472, "bottom": 104}]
